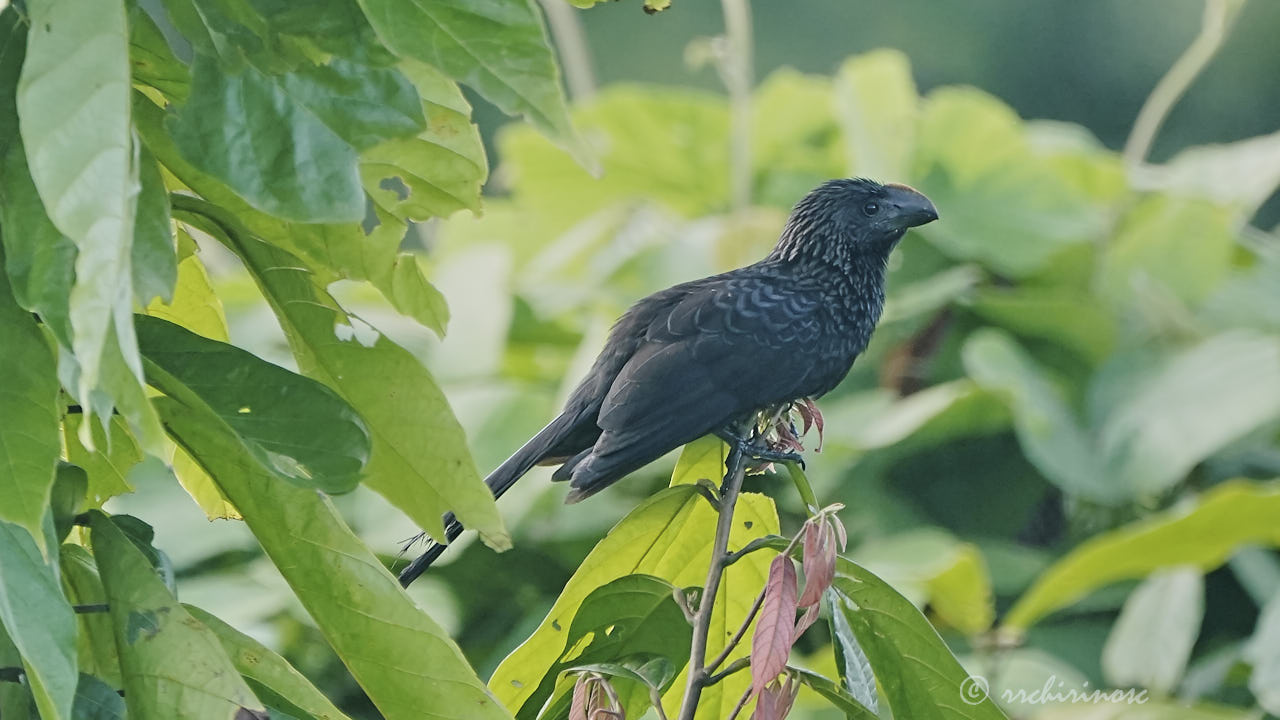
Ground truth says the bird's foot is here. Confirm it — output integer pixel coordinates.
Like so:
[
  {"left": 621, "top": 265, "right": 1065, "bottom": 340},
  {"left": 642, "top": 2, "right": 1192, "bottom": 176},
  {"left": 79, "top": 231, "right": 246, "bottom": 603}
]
[{"left": 715, "top": 428, "right": 806, "bottom": 469}]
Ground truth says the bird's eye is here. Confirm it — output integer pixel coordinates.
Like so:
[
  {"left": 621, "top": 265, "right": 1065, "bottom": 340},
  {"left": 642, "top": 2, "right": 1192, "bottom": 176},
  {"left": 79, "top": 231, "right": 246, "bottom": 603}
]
[{"left": 862, "top": 201, "right": 880, "bottom": 217}]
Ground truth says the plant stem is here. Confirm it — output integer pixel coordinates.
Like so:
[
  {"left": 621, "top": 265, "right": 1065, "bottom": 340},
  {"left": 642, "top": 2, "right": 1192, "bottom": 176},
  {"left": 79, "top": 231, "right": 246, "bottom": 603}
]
[
  {"left": 726, "top": 685, "right": 753, "bottom": 720},
  {"left": 706, "top": 656, "right": 751, "bottom": 686},
  {"left": 676, "top": 439, "right": 750, "bottom": 720},
  {"left": 1123, "top": 0, "right": 1245, "bottom": 167},
  {"left": 538, "top": 0, "right": 596, "bottom": 102},
  {"left": 719, "top": 0, "right": 753, "bottom": 213}
]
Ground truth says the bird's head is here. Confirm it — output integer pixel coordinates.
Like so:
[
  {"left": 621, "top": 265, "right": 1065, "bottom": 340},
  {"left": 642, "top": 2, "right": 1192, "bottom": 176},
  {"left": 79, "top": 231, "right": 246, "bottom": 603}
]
[{"left": 769, "top": 178, "right": 938, "bottom": 265}]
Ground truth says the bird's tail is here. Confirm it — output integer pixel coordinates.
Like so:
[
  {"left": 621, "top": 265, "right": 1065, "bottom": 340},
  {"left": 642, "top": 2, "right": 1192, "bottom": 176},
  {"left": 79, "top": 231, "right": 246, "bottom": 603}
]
[{"left": 398, "top": 414, "right": 577, "bottom": 587}]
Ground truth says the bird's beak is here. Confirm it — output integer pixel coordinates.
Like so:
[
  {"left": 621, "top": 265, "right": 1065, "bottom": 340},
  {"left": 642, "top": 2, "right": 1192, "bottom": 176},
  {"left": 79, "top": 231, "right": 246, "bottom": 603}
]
[{"left": 884, "top": 183, "right": 939, "bottom": 228}]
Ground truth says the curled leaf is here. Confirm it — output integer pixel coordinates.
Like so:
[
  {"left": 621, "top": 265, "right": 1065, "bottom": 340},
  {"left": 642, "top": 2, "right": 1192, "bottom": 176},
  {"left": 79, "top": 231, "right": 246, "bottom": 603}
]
[
  {"left": 751, "top": 554, "right": 798, "bottom": 695},
  {"left": 752, "top": 674, "right": 800, "bottom": 720}
]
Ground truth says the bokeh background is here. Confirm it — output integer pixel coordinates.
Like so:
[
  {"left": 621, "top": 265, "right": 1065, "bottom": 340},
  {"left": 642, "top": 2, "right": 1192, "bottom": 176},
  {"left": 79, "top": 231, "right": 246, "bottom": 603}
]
[{"left": 112, "top": 1, "right": 1280, "bottom": 717}]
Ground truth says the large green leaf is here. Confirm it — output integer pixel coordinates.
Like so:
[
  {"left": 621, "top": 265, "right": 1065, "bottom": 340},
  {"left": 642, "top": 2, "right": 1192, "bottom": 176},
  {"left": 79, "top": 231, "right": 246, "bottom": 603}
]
[
  {"left": 175, "top": 201, "right": 503, "bottom": 545},
  {"left": 70, "top": 673, "right": 127, "bottom": 720},
  {"left": 17, "top": 0, "right": 156, "bottom": 445},
  {"left": 0, "top": 522, "right": 77, "bottom": 720},
  {"left": 1003, "top": 480, "right": 1280, "bottom": 631},
  {"left": 156, "top": 400, "right": 512, "bottom": 720},
  {"left": 0, "top": 267, "right": 60, "bottom": 551},
  {"left": 1101, "top": 567, "right": 1203, "bottom": 694},
  {"left": 131, "top": 147, "right": 177, "bottom": 307},
  {"left": 186, "top": 605, "right": 354, "bottom": 720},
  {"left": 913, "top": 87, "right": 1106, "bottom": 277},
  {"left": 833, "top": 49, "right": 918, "bottom": 180},
  {"left": 490, "top": 441, "right": 779, "bottom": 720},
  {"left": 1141, "top": 128, "right": 1280, "bottom": 215},
  {"left": 521, "top": 574, "right": 691, "bottom": 720},
  {"left": 355, "top": 0, "right": 584, "bottom": 160},
  {"left": 361, "top": 60, "right": 487, "bottom": 223},
  {"left": 136, "top": 315, "right": 370, "bottom": 494},
  {"left": 60, "top": 545, "right": 121, "bottom": 688},
  {"left": 830, "top": 560, "right": 1008, "bottom": 720},
  {"left": 0, "top": 141, "right": 75, "bottom": 347},
  {"left": 89, "top": 511, "right": 267, "bottom": 719}
]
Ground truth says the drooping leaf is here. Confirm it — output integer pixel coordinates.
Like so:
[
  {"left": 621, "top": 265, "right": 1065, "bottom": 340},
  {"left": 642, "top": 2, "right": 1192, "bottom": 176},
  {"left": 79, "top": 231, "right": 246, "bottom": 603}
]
[
  {"left": 827, "top": 588, "right": 879, "bottom": 715},
  {"left": 17, "top": 0, "right": 158, "bottom": 447},
  {"left": 1101, "top": 567, "right": 1204, "bottom": 694},
  {"left": 155, "top": 401, "right": 511, "bottom": 720},
  {"left": 63, "top": 415, "right": 141, "bottom": 507},
  {"left": 174, "top": 205, "right": 502, "bottom": 545},
  {"left": 752, "top": 555, "right": 798, "bottom": 695},
  {"left": 89, "top": 511, "right": 268, "bottom": 719},
  {"left": 0, "top": 522, "right": 77, "bottom": 720},
  {"left": 1003, "top": 481, "right": 1280, "bottom": 631},
  {"left": 0, "top": 267, "right": 61, "bottom": 551},
  {"left": 136, "top": 314, "right": 371, "bottom": 495},
  {"left": 146, "top": 250, "right": 230, "bottom": 342},
  {"left": 355, "top": 0, "right": 585, "bottom": 162},
  {"left": 186, "top": 605, "right": 355, "bottom": 720},
  {"left": 829, "top": 559, "right": 1008, "bottom": 720},
  {"left": 132, "top": 146, "right": 177, "bottom": 306}
]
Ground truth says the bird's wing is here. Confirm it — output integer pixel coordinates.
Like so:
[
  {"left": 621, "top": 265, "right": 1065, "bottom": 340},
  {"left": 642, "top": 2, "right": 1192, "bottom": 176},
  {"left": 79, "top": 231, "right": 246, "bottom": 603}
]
[{"left": 575, "top": 275, "right": 829, "bottom": 490}]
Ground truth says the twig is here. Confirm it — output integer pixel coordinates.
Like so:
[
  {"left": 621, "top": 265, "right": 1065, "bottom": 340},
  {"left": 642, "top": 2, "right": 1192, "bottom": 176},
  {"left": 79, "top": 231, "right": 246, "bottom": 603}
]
[
  {"left": 649, "top": 686, "right": 671, "bottom": 720},
  {"left": 1123, "top": 0, "right": 1245, "bottom": 167},
  {"left": 719, "top": 0, "right": 753, "bottom": 213},
  {"left": 676, "top": 439, "right": 750, "bottom": 720},
  {"left": 726, "top": 685, "right": 754, "bottom": 720},
  {"left": 706, "top": 656, "right": 751, "bottom": 686},
  {"left": 538, "top": 0, "right": 596, "bottom": 102}
]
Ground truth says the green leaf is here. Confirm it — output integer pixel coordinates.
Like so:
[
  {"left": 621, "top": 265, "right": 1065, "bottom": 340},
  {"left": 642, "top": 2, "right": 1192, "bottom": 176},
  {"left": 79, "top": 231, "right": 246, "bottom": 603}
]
[
  {"left": 89, "top": 510, "right": 267, "bottom": 719},
  {"left": 155, "top": 401, "right": 512, "bottom": 720},
  {"left": 131, "top": 147, "right": 177, "bottom": 306},
  {"left": 1003, "top": 480, "right": 1280, "bottom": 631},
  {"left": 827, "top": 588, "right": 879, "bottom": 716},
  {"left": 913, "top": 87, "right": 1106, "bottom": 277},
  {"left": 1097, "top": 332, "right": 1280, "bottom": 498},
  {"left": 490, "top": 475, "right": 780, "bottom": 720},
  {"left": 0, "top": 267, "right": 61, "bottom": 552},
  {"left": 962, "top": 329, "right": 1113, "bottom": 502},
  {"left": 0, "top": 7, "right": 24, "bottom": 156},
  {"left": 750, "top": 68, "right": 844, "bottom": 204},
  {"left": 136, "top": 315, "right": 371, "bottom": 495},
  {"left": 1099, "top": 196, "right": 1235, "bottom": 310},
  {"left": 361, "top": 60, "right": 487, "bottom": 223},
  {"left": 1101, "top": 567, "right": 1203, "bottom": 694},
  {"left": 185, "top": 605, "right": 355, "bottom": 720},
  {"left": 0, "top": 140, "right": 76, "bottom": 347},
  {"left": 63, "top": 415, "right": 141, "bottom": 508},
  {"left": 60, "top": 545, "right": 121, "bottom": 688},
  {"left": 830, "top": 559, "right": 1008, "bottom": 720},
  {"left": 0, "top": 522, "right": 77, "bottom": 720},
  {"left": 128, "top": 4, "right": 190, "bottom": 103},
  {"left": 1142, "top": 128, "right": 1280, "bottom": 215},
  {"left": 355, "top": 0, "right": 585, "bottom": 162},
  {"left": 146, "top": 250, "right": 230, "bottom": 342},
  {"left": 1244, "top": 591, "right": 1280, "bottom": 715},
  {"left": 173, "top": 443, "right": 241, "bottom": 521},
  {"left": 926, "top": 544, "right": 995, "bottom": 636},
  {"left": 70, "top": 673, "right": 126, "bottom": 720},
  {"left": 967, "top": 289, "right": 1117, "bottom": 365},
  {"left": 167, "top": 54, "right": 364, "bottom": 223},
  {"left": 833, "top": 49, "right": 918, "bottom": 180},
  {"left": 17, "top": 0, "right": 155, "bottom": 445},
  {"left": 179, "top": 206, "right": 502, "bottom": 545},
  {"left": 789, "top": 667, "right": 878, "bottom": 720},
  {"left": 49, "top": 463, "right": 87, "bottom": 544},
  {"left": 515, "top": 574, "right": 691, "bottom": 720}
]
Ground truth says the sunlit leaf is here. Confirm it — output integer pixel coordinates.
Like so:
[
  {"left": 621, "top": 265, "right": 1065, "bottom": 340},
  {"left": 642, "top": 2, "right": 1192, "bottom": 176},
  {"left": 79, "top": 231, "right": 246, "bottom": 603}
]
[
  {"left": 186, "top": 605, "right": 355, "bottom": 720},
  {"left": 1138, "top": 128, "right": 1280, "bottom": 215},
  {"left": 156, "top": 401, "right": 512, "bottom": 720},
  {"left": 90, "top": 511, "right": 267, "bottom": 719},
  {"left": 146, "top": 250, "right": 229, "bottom": 342},
  {"left": 1003, "top": 480, "right": 1280, "bottom": 630},
  {"left": 834, "top": 49, "right": 918, "bottom": 180},
  {"left": 63, "top": 416, "right": 141, "bottom": 508}
]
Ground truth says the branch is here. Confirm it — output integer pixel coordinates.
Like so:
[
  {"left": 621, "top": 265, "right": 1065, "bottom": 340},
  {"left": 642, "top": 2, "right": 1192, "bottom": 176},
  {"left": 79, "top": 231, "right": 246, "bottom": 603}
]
[
  {"left": 1123, "top": 0, "right": 1245, "bottom": 167},
  {"left": 706, "top": 656, "right": 750, "bottom": 686},
  {"left": 676, "top": 438, "right": 750, "bottom": 720}
]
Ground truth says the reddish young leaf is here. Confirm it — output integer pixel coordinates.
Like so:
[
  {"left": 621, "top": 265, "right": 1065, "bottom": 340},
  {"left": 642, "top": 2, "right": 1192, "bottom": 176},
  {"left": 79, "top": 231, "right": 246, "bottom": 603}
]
[
  {"left": 752, "top": 674, "right": 800, "bottom": 720},
  {"left": 797, "top": 398, "right": 824, "bottom": 451},
  {"left": 797, "top": 520, "right": 835, "bottom": 608},
  {"left": 794, "top": 603, "right": 821, "bottom": 638},
  {"left": 570, "top": 674, "right": 591, "bottom": 720},
  {"left": 828, "top": 513, "right": 847, "bottom": 551},
  {"left": 751, "top": 554, "right": 799, "bottom": 695}
]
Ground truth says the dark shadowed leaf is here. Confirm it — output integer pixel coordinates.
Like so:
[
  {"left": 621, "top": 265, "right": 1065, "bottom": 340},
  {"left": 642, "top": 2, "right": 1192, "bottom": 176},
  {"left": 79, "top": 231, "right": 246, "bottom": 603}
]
[
  {"left": 90, "top": 511, "right": 267, "bottom": 719},
  {"left": 70, "top": 673, "right": 125, "bottom": 720},
  {"left": 155, "top": 401, "right": 512, "bottom": 720},
  {"left": 136, "top": 315, "right": 370, "bottom": 494},
  {"left": 59, "top": 546, "right": 120, "bottom": 688}
]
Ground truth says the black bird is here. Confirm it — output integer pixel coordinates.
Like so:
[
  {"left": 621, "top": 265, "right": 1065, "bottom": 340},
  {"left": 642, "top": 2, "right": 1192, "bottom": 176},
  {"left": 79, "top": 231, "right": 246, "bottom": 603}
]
[{"left": 399, "top": 178, "right": 937, "bottom": 586}]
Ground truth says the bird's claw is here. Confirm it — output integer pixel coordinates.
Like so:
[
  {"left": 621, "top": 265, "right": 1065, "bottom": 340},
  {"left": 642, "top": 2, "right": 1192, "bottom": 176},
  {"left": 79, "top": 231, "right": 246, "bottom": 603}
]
[{"left": 715, "top": 427, "right": 806, "bottom": 468}]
